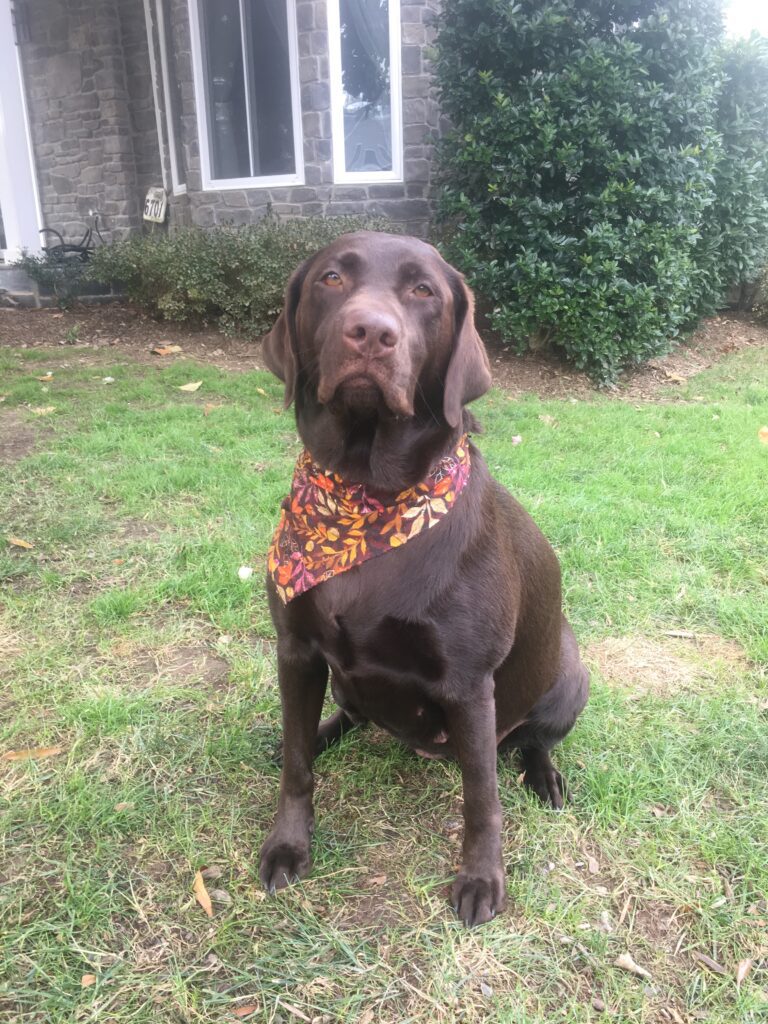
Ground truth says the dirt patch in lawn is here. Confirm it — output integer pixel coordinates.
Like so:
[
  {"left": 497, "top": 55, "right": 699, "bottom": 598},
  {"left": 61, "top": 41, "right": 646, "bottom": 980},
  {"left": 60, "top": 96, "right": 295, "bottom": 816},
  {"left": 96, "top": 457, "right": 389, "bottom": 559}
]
[
  {"left": 2, "top": 303, "right": 767, "bottom": 400},
  {"left": 126, "top": 644, "right": 231, "bottom": 690},
  {"left": 585, "top": 634, "right": 749, "bottom": 696},
  {"left": 0, "top": 409, "right": 44, "bottom": 463},
  {"left": 115, "top": 518, "right": 165, "bottom": 543}
]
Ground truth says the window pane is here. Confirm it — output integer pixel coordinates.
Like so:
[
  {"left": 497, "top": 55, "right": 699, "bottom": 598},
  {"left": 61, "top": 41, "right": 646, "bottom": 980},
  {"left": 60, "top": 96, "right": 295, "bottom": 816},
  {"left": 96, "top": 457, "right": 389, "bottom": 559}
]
[
  {"left": 339, "top": 0, "right": 392, "bottom": 173},
  {"left": 244, "top": 0, "right": 296, "bottom": 176},
  {"left": 199, "top": 0, "right": 250, "bottom": 179}
]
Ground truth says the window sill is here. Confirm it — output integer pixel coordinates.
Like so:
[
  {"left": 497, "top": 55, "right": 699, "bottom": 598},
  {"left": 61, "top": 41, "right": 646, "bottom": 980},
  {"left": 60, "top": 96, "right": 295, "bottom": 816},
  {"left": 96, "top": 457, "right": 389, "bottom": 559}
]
[{"left": 202, "top": 174, "right": 304, "bottom": 192}]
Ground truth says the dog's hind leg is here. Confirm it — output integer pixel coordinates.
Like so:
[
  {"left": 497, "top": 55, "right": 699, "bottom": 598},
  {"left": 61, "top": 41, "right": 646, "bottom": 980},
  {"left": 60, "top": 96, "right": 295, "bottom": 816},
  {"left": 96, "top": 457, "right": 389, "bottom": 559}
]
[
  {"left": 500, "top": 617, "right": 588, "bottom": 809},
  {"left": 315, "top": 707, "right": 365, "bottom": 756}
]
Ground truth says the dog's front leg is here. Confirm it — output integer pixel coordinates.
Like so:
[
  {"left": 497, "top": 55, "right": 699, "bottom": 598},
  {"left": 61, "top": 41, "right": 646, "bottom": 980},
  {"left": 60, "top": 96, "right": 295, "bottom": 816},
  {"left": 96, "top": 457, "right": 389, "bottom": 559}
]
[
  {"left": 445, "top": 682, "right": 507, "bottom": 926},
  {"left": 259, "top": 647, "right": 328, "bottom": 893}
]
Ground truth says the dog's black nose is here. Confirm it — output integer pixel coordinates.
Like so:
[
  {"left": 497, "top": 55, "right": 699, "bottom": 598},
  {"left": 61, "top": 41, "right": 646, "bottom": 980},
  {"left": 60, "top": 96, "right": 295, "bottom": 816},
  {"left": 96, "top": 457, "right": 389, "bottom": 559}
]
[{"left": 342, "top": 310, "right": 399, "bottom": 353}]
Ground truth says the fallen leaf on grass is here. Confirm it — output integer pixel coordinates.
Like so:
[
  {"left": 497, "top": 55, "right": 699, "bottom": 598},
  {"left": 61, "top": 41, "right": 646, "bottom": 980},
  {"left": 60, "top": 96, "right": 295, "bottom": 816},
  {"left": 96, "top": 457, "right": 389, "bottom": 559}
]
[
  {"left": 232, "top": 1005, "right": 259, "bottom": 1019},
  {"left": 587, "top": 855, "right": 600, "bottom": 875},
  {"left": 614, "top": 952, "right": 652, "bottom": 979},
  {"left": 178, "top": 381, "right": 202, "bottom": 393},
  {"left": 37, "top": 373, "right": 54, "bottom": 382},
  {"left": 2, "top": 745, "right": 63, "bottom": 762},
  {"left": 30, "top": 406, "right": 56, "bottom": 416},
  {"left": 736, "top": 959, "right": 753, "bottom": 987},
  {"left": 7, "top": 536, "right": 34, "bottom": 549},
  {"left": 511, "top": 435, "right": 523, "bottom": 446},
  {"left": 193, "top": 869, "right": 214, "bottom": 917},
  {"left": 151, "top": 345, "right": 182, "bottom": 356},
  {"left": 278, "top": 1000, "right": 311, "bottom": 1022},
  {"left": 692, "top": 951, "right": 727, "bottom": 975},
  {"left": 256, "top": 387, "right": 266, "bottom": 396},
  {"left": 113, "top": 802, "right": 134, "bottom": 812},
  {"left": 369, "top": 874, "right": 387, "bottom": 886},
  {"left": 81, "top": 974, "right": 97, "bottom": 988},
  {"left": 759, "top": 426, "right": 768, "bottom": 445}
]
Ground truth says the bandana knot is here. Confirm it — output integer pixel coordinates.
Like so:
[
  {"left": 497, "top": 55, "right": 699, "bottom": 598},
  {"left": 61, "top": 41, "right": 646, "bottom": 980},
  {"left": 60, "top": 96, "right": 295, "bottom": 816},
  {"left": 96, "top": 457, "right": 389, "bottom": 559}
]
[{"left": 268, "top": 435, "right": 471, "bottom": 603}]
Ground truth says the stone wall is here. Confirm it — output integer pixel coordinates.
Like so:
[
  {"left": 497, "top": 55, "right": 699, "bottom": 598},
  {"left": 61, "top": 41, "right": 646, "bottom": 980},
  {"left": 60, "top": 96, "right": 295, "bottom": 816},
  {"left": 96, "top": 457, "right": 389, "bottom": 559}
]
[
  {"left": 20, "top": 0, "right": 160, "bottom": 243},
  {"left": 166, "top": 0, "right": 440, "bottom": 237},
  {"left": 19, "top": 0, "right": 441, "bottom": 244}
]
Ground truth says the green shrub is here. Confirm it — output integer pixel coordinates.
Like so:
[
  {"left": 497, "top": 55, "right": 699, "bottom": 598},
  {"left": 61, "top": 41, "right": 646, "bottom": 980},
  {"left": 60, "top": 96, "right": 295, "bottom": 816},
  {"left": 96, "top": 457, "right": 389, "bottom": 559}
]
[
  {"left": 88, "top": 214, "right": 395, "bottom": 335},
  {"left": 433, "top": 0, "right": 729, "bottom": 383},
  {"left": 13, "top": 251, "right": 91, "bottom": 308},
  {"left": 696, "top": 33, "right": 768, "bottom": 313}
]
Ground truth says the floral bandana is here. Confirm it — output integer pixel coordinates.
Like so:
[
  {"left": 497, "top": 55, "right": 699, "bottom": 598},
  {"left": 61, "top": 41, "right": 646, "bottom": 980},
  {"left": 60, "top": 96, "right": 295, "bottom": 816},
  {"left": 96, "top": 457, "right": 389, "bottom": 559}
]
[{"left": 268, "top": 435, "right": 471, "bottom": 603}]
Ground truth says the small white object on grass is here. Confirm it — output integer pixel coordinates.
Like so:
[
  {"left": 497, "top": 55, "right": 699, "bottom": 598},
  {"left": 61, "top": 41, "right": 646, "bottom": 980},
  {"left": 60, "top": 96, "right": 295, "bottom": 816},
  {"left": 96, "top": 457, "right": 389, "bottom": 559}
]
[
  {"left": 238, "top": 566, "right": 254, "bottom": 581},
  {"left": 103, "top": 376, "right": 115, "bottom": 384}
]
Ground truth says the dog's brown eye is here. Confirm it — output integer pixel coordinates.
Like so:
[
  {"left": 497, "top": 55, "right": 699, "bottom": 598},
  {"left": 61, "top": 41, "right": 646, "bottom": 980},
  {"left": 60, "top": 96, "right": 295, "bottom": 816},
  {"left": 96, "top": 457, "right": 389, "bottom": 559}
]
[
  {"left": 413, "top": 284, "right": 433, "bottom": 298},
  {"left": 321, "top": 271, "right": 343, "bottom": 288}
]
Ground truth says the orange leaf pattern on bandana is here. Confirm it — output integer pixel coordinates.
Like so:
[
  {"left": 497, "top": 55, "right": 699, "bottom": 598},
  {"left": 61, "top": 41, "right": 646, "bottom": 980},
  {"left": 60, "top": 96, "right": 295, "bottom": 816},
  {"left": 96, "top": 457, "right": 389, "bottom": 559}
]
[{"left": 268, "top": 436, "right": 471, "bottom": 603}]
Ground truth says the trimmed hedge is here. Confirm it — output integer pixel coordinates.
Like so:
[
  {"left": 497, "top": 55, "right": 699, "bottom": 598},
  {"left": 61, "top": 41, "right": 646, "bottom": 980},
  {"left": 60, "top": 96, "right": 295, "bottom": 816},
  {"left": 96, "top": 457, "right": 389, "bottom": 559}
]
[
  {"left": 433, "top": 1, "right": 768, "bottom": 383},
  {"left": 88, "top": 215, "right": 394, "bottom": 335}
]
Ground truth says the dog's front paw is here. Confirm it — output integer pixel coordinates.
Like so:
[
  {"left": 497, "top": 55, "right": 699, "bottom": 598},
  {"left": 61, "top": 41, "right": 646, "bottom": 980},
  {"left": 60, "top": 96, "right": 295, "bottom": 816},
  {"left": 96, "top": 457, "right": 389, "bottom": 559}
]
[
  {"left": 259, "top": 832, "right": 311, "bottom": 893},
  {"left": 451, "top": 865, "right": 507, "bottom": 927}
]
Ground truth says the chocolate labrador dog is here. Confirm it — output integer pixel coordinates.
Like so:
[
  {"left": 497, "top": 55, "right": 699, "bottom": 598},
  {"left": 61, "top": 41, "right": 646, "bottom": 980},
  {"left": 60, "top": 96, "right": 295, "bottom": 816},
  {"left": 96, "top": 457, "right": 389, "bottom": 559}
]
[{"left": 259, "top": 231, "right": 588, "bottom": 926}]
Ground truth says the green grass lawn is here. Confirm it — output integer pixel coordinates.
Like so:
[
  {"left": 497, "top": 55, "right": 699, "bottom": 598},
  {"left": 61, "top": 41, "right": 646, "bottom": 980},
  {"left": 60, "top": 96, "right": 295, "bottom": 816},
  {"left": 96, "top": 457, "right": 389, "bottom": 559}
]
[{"left": 1, "top": 342, "right": 766, "bottom": 1023}]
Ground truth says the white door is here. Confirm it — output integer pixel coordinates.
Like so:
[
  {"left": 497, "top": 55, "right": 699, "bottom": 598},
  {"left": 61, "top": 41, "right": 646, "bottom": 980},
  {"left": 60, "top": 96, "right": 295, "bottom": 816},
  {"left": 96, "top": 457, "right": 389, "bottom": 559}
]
[{"left": 0, "top": 0, "right": 42, "bottom": 260}]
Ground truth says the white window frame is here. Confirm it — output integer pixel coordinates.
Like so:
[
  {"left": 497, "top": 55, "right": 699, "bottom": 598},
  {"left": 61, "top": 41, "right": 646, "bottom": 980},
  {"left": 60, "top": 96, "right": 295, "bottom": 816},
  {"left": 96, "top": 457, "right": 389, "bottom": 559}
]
[
  {"left": 326, "top": 0, "right": 403, "bottom": 184},
  {"left": 156, "top": 0, "right": 187, "bottom": 195},
  {"left": 188, "top": 0, "right": 304, "bottom": 191}
]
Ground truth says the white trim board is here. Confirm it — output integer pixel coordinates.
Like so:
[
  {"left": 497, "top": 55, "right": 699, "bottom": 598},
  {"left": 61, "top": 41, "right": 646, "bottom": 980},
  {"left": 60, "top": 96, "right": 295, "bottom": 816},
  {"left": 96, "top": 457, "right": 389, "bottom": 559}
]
[
  {"left": 0, "top": 0, "right": 42, "bottom": 259},
  {"left": 142, "top": 0, "right": 170, "bottom": 192}
]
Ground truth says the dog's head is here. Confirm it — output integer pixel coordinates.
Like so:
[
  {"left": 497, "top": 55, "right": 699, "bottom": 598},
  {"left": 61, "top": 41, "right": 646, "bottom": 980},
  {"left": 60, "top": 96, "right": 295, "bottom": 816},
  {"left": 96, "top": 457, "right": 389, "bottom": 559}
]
[{"left": 262, "top": 232, "right": 491, "bottom": 429}]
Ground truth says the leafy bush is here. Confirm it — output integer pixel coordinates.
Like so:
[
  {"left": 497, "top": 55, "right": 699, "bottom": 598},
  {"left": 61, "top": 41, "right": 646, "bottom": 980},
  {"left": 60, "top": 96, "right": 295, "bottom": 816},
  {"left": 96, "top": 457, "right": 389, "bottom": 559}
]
[
  {"left": 433, "top": 0, "right": 745, "bottom": 383},
  {"left": 13, "top": 251, "right": 91, "bottom": 308},
  {"left": 696, "top": 34, "right": 768, "bottom": 313},
  {"left": 88, "top": 215, "right": 395, "bottom": 335}
]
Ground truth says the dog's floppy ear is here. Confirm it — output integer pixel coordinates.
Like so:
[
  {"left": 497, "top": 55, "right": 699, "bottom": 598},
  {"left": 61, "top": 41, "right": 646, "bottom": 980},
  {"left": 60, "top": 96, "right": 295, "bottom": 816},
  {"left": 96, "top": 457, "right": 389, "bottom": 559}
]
[
  {"left": 443, "top": 271, "right": 492, "bottom": 429},
  {"left": 261, "top": 258, "right": 312, "bottom": 408}
]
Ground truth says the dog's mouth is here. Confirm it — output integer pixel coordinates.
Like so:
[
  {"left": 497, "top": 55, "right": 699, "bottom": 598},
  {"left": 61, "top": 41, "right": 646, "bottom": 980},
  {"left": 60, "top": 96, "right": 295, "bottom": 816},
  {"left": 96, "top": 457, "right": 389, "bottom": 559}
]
[
  {"left": 317, "top": 354, "right": 414, "bottom": 419},
  {"left": 333, "top": 373, "right": 384, "bottom": 413}
]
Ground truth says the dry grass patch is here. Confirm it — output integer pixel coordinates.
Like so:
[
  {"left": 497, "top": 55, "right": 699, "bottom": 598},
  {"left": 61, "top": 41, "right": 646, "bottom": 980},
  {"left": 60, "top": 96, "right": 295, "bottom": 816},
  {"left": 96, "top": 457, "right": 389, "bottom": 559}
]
[
  {"left": 126, "top": 645, "right": 231, "bottom": 691},
  {"left": 585, "top": 634, "right": 749, "bottom": 696}
]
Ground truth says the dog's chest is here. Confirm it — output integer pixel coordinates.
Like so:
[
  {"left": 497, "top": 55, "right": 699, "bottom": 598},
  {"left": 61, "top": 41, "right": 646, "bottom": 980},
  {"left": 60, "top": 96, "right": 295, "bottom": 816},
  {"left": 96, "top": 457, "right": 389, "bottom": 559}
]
[{"left": 305, "top": 594, "right": 454, "bottom": 752}]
